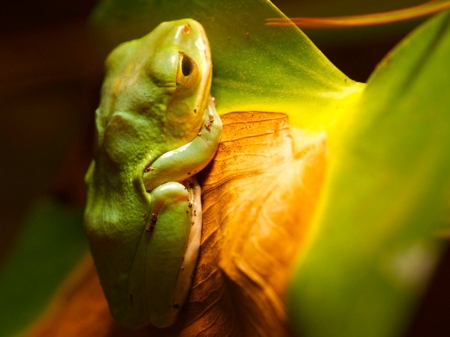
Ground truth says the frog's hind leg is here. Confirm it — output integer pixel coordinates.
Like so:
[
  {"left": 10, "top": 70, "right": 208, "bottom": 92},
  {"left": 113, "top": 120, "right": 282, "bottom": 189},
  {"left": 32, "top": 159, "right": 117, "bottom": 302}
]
[
  {"left": 146, "top": 181, "right": 194, "bottom": 327},
  {"left": 127, "top": 181, "right": 192, "bottom": 328}
]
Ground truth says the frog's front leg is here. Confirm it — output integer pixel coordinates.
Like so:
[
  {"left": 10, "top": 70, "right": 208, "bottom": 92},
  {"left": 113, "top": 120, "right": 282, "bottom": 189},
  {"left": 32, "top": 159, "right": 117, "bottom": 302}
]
[
  {"left": 127, "top": 178, "right": 201, "bottom": 328},
  {"left": 142, "top": 97, "right": 222, "bottom": 191}
]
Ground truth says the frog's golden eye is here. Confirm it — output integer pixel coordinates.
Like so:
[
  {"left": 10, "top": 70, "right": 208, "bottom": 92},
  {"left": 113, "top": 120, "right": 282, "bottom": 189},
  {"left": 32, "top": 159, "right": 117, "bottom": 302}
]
[{"left": 176, "top": 52, "right": 199, "bottom": 91}]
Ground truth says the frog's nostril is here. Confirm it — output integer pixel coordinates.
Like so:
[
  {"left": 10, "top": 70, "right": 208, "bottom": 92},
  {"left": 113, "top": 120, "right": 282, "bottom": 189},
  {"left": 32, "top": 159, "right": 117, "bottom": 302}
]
[{"left": 182, "top": 23, "right": 190, "bottom": 35}]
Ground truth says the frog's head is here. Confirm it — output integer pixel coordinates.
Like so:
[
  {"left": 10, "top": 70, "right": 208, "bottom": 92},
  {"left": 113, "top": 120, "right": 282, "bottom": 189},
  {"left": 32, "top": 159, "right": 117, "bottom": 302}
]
[{"left": 94, "top": 19, "right": 212, "bottom": 172}]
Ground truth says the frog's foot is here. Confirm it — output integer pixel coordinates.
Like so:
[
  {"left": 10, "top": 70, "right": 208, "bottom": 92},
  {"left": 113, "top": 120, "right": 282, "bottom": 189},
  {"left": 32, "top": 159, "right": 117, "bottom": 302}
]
[{"left": 174, "top": 176, "right": 202, "bottom": 311}]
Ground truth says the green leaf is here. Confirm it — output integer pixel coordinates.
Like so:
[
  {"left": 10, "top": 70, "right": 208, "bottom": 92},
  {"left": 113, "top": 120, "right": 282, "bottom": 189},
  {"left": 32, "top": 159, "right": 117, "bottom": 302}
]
[
  {"left": 91, "top": 0, "right": 364, "bottom": 130},
  {"left": 0, "top": 199, "right": 87, "bottom": 337},
  {"left": 287, "top": 10, "right": 450, "bottom": 337}
]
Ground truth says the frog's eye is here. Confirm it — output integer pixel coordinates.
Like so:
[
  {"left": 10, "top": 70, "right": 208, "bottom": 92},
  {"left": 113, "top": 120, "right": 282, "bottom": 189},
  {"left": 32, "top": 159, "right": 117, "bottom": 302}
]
[{"left": 176, "top": 52, "right": 199, "bottom": 91}]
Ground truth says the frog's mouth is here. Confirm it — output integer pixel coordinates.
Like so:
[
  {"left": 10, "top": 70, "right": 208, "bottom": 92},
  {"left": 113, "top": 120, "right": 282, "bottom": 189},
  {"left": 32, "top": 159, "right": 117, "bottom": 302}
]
[
  {"left": 192, "top": 23, "right": 212, "bottom": 117},
  {"left": 196, "top": 67, "right": 212, "bottom": 119}
]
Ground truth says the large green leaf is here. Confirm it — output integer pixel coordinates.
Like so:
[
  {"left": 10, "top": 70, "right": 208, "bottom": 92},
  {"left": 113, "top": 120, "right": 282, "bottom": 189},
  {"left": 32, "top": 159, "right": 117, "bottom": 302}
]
[
  {"left": 91, "top": 0, "right": 364, "bottom": 130},
  {"left": 0, "top": 199, "right": 87, "bottom": 337},
  {"left": 287, "top": 9, "right": 450, "bottom": 337}
]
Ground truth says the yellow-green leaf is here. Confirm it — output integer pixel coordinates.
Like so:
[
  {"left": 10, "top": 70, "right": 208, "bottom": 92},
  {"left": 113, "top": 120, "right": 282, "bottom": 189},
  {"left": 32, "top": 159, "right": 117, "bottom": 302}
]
[{"left": 288, "top": 9, "right": 450, "bottom": 337}]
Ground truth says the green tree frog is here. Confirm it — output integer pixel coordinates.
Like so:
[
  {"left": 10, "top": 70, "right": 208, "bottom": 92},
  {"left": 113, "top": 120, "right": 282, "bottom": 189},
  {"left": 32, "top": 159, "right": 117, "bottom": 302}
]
[{"left": 84, "top": 19, "right": 222, "bottom": 329}]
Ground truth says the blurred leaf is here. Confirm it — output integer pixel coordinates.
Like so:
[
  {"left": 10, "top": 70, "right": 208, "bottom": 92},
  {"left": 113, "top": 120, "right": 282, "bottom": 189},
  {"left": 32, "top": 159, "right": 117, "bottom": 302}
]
[
  {"left": 91, "top": 0, "right": 364, "bottom": 130},
  {"left": 267, "top": 1, "right": 450, "bottom": 28},
  {"left": 0, "top": 199, "right": 87, "bottom": 337},
  {"left": 274, "top": 0, "right": 442, "bottom": 47},
  {"left": 288, "top": 9, "right": 450, "bottom": 337},
  {"left": 6, "top": 1, "right": 450, "bottom": 337}
]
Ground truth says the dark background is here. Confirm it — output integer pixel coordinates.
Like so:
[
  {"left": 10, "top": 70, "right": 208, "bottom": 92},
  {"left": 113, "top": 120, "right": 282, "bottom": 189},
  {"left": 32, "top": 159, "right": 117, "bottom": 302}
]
[{"left": 0, "top": 1, "right": 448, "bottom": 336}]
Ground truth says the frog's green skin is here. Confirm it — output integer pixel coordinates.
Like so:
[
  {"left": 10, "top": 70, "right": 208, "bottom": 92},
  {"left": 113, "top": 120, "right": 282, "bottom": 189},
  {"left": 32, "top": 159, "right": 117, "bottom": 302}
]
[{"left": 84, "top": 19, "right": 222, "bottom": 329}]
